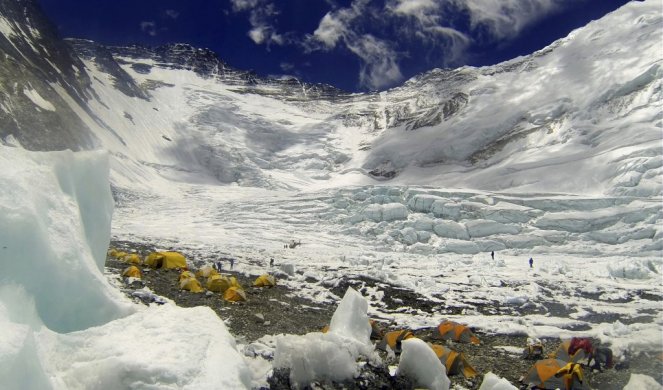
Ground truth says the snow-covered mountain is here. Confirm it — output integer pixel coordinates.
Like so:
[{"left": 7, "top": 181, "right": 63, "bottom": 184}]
[
  {"left": 1, "top": 0, "right": 662, "bottom": 388},
  {"left": 2, "top": 0, "right": 660, "bottom": 197}
]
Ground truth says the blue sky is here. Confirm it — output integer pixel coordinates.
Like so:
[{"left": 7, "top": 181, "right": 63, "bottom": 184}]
[{"left": 37, "top": 0, "right": 631, "bottom": 92}]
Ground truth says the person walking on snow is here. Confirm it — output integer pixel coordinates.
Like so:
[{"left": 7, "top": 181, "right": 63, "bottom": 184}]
[
  {"left": 230, "top": 258, "right": 235, "bottom": 269},
  {"left": 270, "top": 258, "right": 274, "bottom": 267},
  {"left": 491, "top": 251, "right": 494, "bottom": 260},
  {"left": 529, "top": 257, "right": 534, "bottom": 268}
]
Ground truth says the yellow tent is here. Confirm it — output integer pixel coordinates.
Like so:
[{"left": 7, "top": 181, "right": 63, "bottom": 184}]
[
  {"left": 121, "top": 265, "right": 142, "bottom": 279},
  {"left": 179, "top": 277, "right": 204, "bottom": 293},
  {"left": 229, "top": 276, "right": 242, "bottom": 289},
  {"left": 429, "top": 344, "right": 477, "bottom": 378},
  {"left": 144, "top": 251, "right": 187, "bottom": 269},
  {"left": 114, "top": 251, "right": 128, "bottom": 259},
  {"left": 253, "top": 274, "right": 276, "bottom": 287},
  {"left": 196, "top": 265, "right": 219, "bottom": 278},
  {"left": 124, "top": 253, "right": 142, "bottom": 265},
  {"left": 108, "top": 248, "right": 118, "bottom": 257},
  {"left": 223, "top": 286, "right": 247, "bottom": 302},
  {"left": 437, "top": 321, "right": 480, "bottom": 345},
  {"left": 377, "top": 330, "right": 415, "bottom": 353},
  {"left": 206, "top": 274, "right": 232, "bottom": 293},
  {"left": 179, "top": 271, "right": 196, "bottom": 282}
]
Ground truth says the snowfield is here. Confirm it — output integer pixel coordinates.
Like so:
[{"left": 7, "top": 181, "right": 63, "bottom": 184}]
[{"left": 1, "top": 0, "right": 662, "bottom": 389}]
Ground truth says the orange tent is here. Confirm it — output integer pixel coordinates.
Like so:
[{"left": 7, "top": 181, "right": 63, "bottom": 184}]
[
  {"left": 437, "top": 321, "right": 480, "bottom": 344},
  {"left": 429, "top": 344, "right": 477, "bottom": 378},
  {"left": 376, "top": 330, "right": 414, "bottom": 353},
  {"left": 223, "top": 286, "right": 247, "bottom": 302},
  {"left": 121, "top": 265, "right": 142, "bottom": 279},
  {"left": 524, "top": 359, "right": 587, "bottom": 390}
]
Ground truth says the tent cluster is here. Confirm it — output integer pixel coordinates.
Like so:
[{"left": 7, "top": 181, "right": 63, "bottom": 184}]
[
  {"left": 108, "top": 248, "right": 187, "bottom": 270},
  {"left": 175, "top": 265, "right": 276, "bottom": 302},
  {"left": 375, "top": 321, "right": 479, "bottom": 379},
  {"left": 521, "top": 337, "right": 613, "bottom": 389},
  {"left": 108, "top": 247, "right": 277, "bottom": 303},
  {"left": 323, "top": 320, "right": 480, "bottom": 379},
  {"left": 181, "top": 265, "right": 264, "bottom": 302}
]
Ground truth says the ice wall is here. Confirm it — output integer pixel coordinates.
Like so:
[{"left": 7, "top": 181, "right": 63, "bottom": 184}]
[
  {"left": 0, "top": 145, "right": 251, "bottom": 389},
  {"left": 0, "top": 145, "right": 133, "bottom": 333}
]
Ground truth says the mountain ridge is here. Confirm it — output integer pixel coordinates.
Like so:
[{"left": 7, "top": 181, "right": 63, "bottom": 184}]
[{"left": 0, "top": 0, "right": 660, "bottom": 197}]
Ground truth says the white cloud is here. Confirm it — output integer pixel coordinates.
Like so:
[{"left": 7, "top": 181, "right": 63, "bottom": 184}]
[
  {"left": 280, "top": 62, "right": 295, "bottom": 71},
  {"left": 346, "top": 35, "right": 403, "bottom": 90},
  {"left": 247, "top": 26, "right": 285, "bottom": 45},
  {"left": 230, "top": 0, "right": 262, "bottom": 12},
  {"left": 165, "top": 9, "right": 180, "bottom": 19},
  {"left": 313, "top": 12, "right": 348, "bottom": 48},
  {"left": 455, "top": 0, "right": 564, "bottom": 40},
  {"left": 309, "top": 0, "right": 406, "bottom": 90},
  {"left": 388, "top": 0, "right": 438, "bottom": 22},
  {"left": 231, "top": 0, "right": 287, "bottom": 46},
  {"left": 387, "top": 0, "right": 565, "bottom": 42},
  {"left": 229, "top": 0, "right": 575, "bottom": 90},
  {"left": 248, "top": 26, "right": 267, "bottom": 44},
  {"left": 305, "top": 0, "right": 575, "bottom": 89},
  {"left": 140, "top": 21, "right": 157, "bottom": 36}
]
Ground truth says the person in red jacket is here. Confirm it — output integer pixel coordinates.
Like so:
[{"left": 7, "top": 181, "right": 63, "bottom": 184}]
[
  {"left": 568, "top": 337, "right": 593, "bottom": 356},
  {"left": 568, "top": 337, "right": 614, "bottom": 372}
]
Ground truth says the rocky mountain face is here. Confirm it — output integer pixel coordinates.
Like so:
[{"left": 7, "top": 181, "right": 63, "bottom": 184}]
[
  {"left": 0, "top": 0, "right": 97, "bottom": 150},
  {"left": 0, "top": 0, "right": 350, "bottom": 152},
  {"left": 107, "top": 42, "right": 351, "bottom": 103}
]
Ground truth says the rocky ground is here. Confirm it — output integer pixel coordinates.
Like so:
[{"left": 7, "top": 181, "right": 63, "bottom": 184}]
[{"left": 106, "top": 240, "right": 660, "bottom": 390}]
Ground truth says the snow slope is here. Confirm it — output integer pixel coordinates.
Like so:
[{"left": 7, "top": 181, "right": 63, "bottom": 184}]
[{"left": 60, "top": 0, "right": 660, "bottom": 198}]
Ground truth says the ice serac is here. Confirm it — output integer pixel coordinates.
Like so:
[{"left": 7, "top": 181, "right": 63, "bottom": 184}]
[
  {"left": 397, "top": 338, "right": 450, "bottom": 390},
  {"left": 0, "top": 145, "right": 252, "bottom": 389},
  {"left": 273, "top": 287, "right": 376, "bottom": 387},
  {"left": 329, "top": 287, "right": 371, "bottom": 346},
  {"left": 0, "top": 145, "right": 132, "bottom": 333},
  {"left": 478, "top": 372, "right": 518, "bottom": 390}
]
